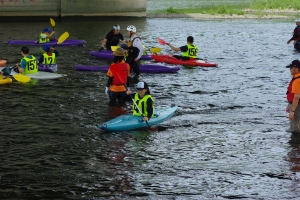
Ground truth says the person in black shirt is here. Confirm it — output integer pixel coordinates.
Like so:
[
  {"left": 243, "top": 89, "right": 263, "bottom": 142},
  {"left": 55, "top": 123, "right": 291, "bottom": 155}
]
[
  {"left": 99, "top": 24, "right": 127, "bottom": 51},
  {"left": 287, "top": 18, "right": 300, "bottom": 51}
]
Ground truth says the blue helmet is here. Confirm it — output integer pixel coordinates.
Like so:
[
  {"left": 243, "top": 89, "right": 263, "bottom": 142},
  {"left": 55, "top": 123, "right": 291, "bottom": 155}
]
[{"left": 43, "top": 28, "right": 51, "bottom": 32}]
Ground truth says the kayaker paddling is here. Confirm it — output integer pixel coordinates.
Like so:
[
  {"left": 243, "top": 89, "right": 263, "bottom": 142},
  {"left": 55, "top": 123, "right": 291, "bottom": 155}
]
[{"left": 165, "top": 36, "right": 198, "bottom": 60}]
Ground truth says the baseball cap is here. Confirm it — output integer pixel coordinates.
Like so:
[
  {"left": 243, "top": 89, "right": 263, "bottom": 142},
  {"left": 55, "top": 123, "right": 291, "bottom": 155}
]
[
  {"left": 43, "top": 27, "right": 51, "bottom": 32},
  {"left": 136, "top": 82, "right": 148, "bottom": 90},
  {"left": 295, "top": 18, "right": 300, "bottom": 22},
  {"left": 286, "top": 59, "right": 300, "bottom": 68},
  {"left": 43, "top": 45, "right": 50, "bottom": 51}
]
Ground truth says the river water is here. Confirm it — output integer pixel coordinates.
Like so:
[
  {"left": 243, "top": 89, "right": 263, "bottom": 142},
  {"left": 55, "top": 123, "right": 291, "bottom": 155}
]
[{"left": 0, "top": 17, "right": 300, "bottom": 199}]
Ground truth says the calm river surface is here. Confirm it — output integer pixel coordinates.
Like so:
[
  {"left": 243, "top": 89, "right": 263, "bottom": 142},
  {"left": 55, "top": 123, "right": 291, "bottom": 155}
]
[{"left": 0, "top": 17, "right": 300, "bottom": 199}]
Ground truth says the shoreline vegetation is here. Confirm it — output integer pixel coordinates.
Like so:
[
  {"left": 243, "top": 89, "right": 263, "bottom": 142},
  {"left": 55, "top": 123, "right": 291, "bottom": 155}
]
[{"left": 146, "top": 0, "right": 300, "bottom": 19}]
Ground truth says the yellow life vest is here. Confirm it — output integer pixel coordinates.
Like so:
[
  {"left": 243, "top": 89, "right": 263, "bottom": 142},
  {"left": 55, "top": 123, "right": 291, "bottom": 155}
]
[
  {"left": 182, "top": 44, "right": 198, "bottom": 58},
  {"left": 132, "top": 93, "right": 154, "bottom": 117},
  {"left": 42, "top": 52, "right": 56, "bottom": 64},
  {"left": 39, "top": 33, "right": 50, "bottom": 43},
  {"left": 21, "top": 56, "right": 38, "bottom": 74}
]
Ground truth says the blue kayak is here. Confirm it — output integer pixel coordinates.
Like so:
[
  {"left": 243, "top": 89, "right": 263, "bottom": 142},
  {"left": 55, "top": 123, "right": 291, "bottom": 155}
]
[{"left": 99, "top": 105, "right": 178, "bottom": 131}]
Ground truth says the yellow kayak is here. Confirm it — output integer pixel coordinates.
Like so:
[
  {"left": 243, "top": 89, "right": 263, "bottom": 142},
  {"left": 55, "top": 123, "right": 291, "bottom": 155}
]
[{"left": 0, "top": 75, "right": 12, "bottom": 85}]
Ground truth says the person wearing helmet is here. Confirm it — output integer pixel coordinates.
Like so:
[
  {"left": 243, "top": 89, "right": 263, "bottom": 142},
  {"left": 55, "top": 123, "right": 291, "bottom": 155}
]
[
  {"left": 99, "top": 24, "right": 126, "bottom": 51},
  {"left": 39, "top": 27, "right": 55, "bottom": 43},
  {"left": 125, "top": 25, "right": 144, "bottom": 82},
  {"left": 166, "top": 36, "right": 198, "bottom": 60}
]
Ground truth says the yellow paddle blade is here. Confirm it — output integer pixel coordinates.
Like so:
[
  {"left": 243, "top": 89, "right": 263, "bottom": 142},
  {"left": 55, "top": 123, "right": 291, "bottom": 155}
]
[
  {"left": 50, "top": 18, "right": 55, "bottom": 27},
  {"left": 150, "top": 47, "right": 161, "bottom": 53},
  {"left": 111, "top": 46, "right": 120, "bottom": 51},
  {"left": 13, "top": 74, "right": 30, "bottom": 83},
  {"left": 57, "top": 32, "right": 69, "bottom": 44}
]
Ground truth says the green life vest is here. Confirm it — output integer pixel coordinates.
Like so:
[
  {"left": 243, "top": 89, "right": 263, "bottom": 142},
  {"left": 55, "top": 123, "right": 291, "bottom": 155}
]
[
  {"left": 21, "top": 55, "right": 38, "bottom": 74},
  {"left": 42, "top": 52, "right": 56, "bottom": 64},
  {"left": 182, "top": 44, "right": 198, "bottom": 58},
  {"left": 132, "top": 93, "right": 154, "bottom": 117},
  {"left": 39, "top": 33, "right": 50, "bottom": 43}
]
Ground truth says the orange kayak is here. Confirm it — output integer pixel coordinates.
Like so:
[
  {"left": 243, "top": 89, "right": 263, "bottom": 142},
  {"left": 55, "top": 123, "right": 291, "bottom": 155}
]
[{"left": 0, "top": 60, "right": 6, "bottom": 66}]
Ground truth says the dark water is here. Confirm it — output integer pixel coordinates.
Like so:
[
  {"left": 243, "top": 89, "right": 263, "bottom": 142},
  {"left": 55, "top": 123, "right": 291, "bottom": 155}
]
[{"left": 1, "top": 18, "right": 300, "bottom": 199}]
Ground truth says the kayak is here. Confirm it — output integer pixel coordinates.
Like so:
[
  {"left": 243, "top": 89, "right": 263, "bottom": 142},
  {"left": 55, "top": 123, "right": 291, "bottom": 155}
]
[
  {"left": 38, "top": 63, "right": 58, "bottom": 73},
  {"left": 99, "top": 105, "right": 178, "bottom": 131},
  {"left": 74, "top": 64, "right": 180, "bottom": 73},
  {"left": 0, "top": 75, "right": 12, "bottom": 85},
  {"left": 151, "top": 54, "right": 218, "bottom": 67},
  {"left": 0, "top": 60, "right": 6, "bottom": 66},
  {"left": 89, "top": 50, "right": 153, "bottom": 61},
  {"left": 0, "top": 67, "right": 66, "bottom": 80},
  {"left": 26, "top": 72, "right": 66, "bottom": 80},
  {"left": 7, "top": 39, "right": 85, "bottom": 46}
]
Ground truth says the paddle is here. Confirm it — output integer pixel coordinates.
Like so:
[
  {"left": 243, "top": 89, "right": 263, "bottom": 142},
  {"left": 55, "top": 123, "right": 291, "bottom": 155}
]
[
  {"left": 150, "top": 47, "right": 161, "bottom": 53},
  {"left": 50, "top": 18, "right": 55, "bottom": 31},
  {"left": 109, "top": 65, "right": 156, "bottom": 131},
  {"left": 52, "top": 31, "right": 69, "bottom": 48},
  {"left": 1, "top": 67, "right": 30, "bottom": 83},
  {"left": 158, "top": 38, "right": 169, "bottom": 46}
]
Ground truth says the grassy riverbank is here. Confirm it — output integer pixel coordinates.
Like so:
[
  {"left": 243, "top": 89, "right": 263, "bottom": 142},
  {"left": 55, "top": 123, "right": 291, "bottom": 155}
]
[{"left": 147, "top": 0, "right": 300, "bottom": 18}]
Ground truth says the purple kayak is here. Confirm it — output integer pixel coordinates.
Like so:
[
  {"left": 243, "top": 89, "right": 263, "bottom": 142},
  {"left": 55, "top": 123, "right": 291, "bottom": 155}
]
[
  {"left": 74, "top": 64, "right": 180, "bottom": 73},
  {"left": 89, "top": 50, "right": 153, "bottom": 61},
  {"left": 38, "top": 63, "right": 58, "bottom": 72},
  {"left": 7, "top": 39, "right": 85, "bottom": 46}
]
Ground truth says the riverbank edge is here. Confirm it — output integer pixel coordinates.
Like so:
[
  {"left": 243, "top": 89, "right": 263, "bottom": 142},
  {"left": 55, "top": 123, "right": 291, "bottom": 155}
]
[{"left": 146, "top": 9, "right": 300, "bottom": 19}]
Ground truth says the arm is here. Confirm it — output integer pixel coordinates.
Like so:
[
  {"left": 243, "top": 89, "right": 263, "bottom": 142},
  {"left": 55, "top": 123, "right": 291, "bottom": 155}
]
[
  {"left": 53, "top": 49, "right": 59, "bottom": 57},
  {"left": 167, "top": 43, "right": 181, "bottom": 51},
  {"left": 101, "top": 38, "right": 107, "bottom": 49},
  {"left": 144, "top": 97, "right": 154, "bottom": 121},
  {"left": 133, "top": 38, "right": 144, "bottom": 61}
]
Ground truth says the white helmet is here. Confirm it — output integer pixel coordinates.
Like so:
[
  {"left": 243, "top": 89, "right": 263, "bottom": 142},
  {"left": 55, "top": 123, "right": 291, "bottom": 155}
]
[
  {"left": 112, "top": 24, "right": 120, "bottom": 30},
  {"left": 126, "top": 25, "right": 136, "bottom": 33}
]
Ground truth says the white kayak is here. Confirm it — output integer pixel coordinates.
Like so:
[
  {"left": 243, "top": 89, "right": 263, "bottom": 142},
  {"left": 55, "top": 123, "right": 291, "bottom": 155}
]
[
  {"left": 25, "top": 71, "right": 66, "bottom": 80},
  {"left": 0, "top": 67, "right": 66, "bottom": 80}
]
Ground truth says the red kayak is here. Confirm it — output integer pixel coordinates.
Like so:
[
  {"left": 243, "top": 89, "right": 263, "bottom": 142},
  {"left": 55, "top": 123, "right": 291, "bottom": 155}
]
[{"left": 151, "top": 54, "right": 218, "bottom": 67}]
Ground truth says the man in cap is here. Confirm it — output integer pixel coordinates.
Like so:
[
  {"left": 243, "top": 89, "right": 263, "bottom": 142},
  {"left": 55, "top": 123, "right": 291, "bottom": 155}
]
[
  {"left": 287, "top": 18, "right": 300, "bottom": 51},
  {"left": 286, "top": 59, "right": 300, "bottom": 132},
  {"left": 99, "top": 24, "right": 127, "bottom": 51},
  {"left": 39, "top": 27, "right": 55, "bottom": 43}
]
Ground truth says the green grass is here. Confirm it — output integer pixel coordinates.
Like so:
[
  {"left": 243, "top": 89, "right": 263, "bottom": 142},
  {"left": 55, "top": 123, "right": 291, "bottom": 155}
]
[
  {"left": 148, "top": 0, "right": 300, "bottom": 17},
  {"left": 250, "top": 0, "right": 300, "bottom": 10}
]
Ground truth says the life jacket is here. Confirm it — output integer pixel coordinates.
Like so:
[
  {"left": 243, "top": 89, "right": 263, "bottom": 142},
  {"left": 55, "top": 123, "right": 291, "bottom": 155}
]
[
  {"left": 21, "top": 55, "right": 38, "bottom": 74},
  {"left": 42, "top": 52, "right": 56, "bottom": 64},
  {"left": 287, "top": 76, "right": 300, "bottom": 103},
  {"left": 132, "top": 93, "right": 154, "bottom": 117},
  {"left": 182, "top": 44, "right": 198, "bottom": 59},
  {"left": 109, "top": 63, "right": 129, "bottom": 86},
  {"left": 127, "top": 37, "right": 141, "bottom": 57},
  {"left": 39, "top": 33, "right": 50, "bottom": 43}
]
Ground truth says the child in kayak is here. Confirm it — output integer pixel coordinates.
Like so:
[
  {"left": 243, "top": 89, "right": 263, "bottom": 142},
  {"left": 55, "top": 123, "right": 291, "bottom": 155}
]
[
  {"left": 127, "top": 81, "right": 154, "bottom": 122},
  {"left": 105, "top": 48, "right": 131, "bottom": 105},
  {"left": 39, "top": 27, "right": 55, "bottom": 43},
  {"left": 38, "top": 45, "right": 59, "bottom": 72},
  {"left": 14, "top": 46, "right": 38, "bottom": 74}
]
